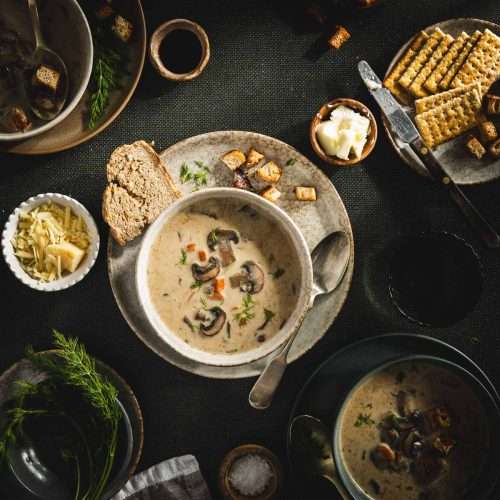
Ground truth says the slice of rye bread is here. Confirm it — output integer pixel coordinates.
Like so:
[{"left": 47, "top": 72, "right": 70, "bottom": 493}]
[
  {"left": 103, "top": 140, "right": 181, "bottom": 245},
  {"left": 424, "top": 32, "right": 470, "bottom": 94},
  {"left": 383, "top": 31, "right": 429, "bottom": 105}
]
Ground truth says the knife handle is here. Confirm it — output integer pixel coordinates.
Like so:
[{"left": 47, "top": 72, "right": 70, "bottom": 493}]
[{"left": 411, "top": 138, "right": 500, "bottom": 249}]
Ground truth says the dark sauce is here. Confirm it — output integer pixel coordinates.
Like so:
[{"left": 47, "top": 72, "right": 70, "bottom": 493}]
[
  {"left": 389, "top": 233, "right": 482, "bottom": 327},
  {"left": 159, "top": 29, "right": 202, "bottom": 74}
]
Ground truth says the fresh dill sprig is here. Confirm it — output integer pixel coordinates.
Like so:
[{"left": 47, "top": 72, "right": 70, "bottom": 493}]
[
  {"left": 180, "top": 163, "right": 192, "bottom": 183},
  {"left": 234, "top": 294, "right": 256, "bottom": 325},
  {"left": 88, "top": 42, "right": 126, "bottom": 129},
  {"left": 190, "top": 280, "right": 203, "bottom": 290}
]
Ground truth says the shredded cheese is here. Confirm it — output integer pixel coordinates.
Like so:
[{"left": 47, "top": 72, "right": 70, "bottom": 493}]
[{"left": 11, "top": 201, "right": 90, "bottom": 282}]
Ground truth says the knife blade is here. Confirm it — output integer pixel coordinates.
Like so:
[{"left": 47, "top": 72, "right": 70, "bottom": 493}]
[{"left": 357, "top": 60, "right": 500, "bottom": 249}]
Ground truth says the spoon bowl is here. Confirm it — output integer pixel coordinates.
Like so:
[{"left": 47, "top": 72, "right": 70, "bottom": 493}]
[
  {"left": 26, "top": 0, "right": 69, "bottom": 120},
  {"left": 289, "top": 415, "right": 349, "bottom": 499}
]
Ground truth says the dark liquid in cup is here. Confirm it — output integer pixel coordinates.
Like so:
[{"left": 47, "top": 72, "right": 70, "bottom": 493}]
[
  {"left": 389, "top": 233, "right": 482, "bottom": 327},
  {"left": 159, "top": 29, "right": 202, "bottom": 74}
]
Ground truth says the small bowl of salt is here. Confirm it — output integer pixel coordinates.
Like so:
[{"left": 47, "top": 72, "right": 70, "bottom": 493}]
[{"left": 219, "top": 444, "right": 283, "bottom": 499}]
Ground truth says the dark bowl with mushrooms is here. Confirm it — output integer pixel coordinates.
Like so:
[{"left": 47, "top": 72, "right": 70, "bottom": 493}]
[
  {"left": 135, "top": 188, "right": 313, "bottom": 367},
  {"left": 332, "top": 355, "right": 500, "bottom": 500}
]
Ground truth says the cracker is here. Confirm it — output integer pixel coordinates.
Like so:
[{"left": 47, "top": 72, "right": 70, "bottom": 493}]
[
  {"left": 415, "top": 87, "right": 482, "bottom": 148},
  {"left": 398, "top": 29, "right": 444, "bottom": 89},
  {"left": 450, "top": 29, "right": 500, "bottom": 93},
  {"left": 424, "top": 32, "right": 469, "bottom": 94},
  {"left": 408, "top": 33, "right": 455, "bottom": 98},
  {"left": 414, "top": 82, "right": 479, "bottom": 114},
  {"left": 383, "top": 31, "right": 429, "bottom": 104},
  {"left": 439, "top": 30, "right": 481, "bottom": 90}
]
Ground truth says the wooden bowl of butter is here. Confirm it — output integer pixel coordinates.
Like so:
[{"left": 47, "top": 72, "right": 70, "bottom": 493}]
[{"left": 310, "top": 98, "right": 377, "bottom": 166}]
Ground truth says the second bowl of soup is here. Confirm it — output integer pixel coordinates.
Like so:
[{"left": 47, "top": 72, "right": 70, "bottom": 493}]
[{"left": 136, "top": 188, "right": 313, "bottom": 367}]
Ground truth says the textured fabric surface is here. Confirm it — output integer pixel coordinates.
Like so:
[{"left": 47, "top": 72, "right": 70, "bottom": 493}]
[
  {"left": 111, "top": 455, "right": 212, "bottom": 500},
  {"left": 1, "top": 1, "right": 500, "bottom": 498}
]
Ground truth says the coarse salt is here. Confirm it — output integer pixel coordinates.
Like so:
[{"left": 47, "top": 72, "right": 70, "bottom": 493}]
[{"left": 228, "top": 453, "right": 273, "bottom": 496}]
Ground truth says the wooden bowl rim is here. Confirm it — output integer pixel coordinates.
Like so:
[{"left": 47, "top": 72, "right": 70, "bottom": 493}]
[
  {"left": 149, "top": 18, "right": 210, "bottom": 81},
  {"left": 309, "top": 97, "right": 378, "bottom": 166}
]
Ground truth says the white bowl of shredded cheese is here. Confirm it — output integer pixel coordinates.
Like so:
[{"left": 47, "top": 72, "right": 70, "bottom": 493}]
[{"left": 1, "top": 193, "right": 100, "bottom": 291}]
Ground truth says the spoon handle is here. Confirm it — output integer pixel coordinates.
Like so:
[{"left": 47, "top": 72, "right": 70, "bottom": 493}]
[
  {"left": 321, "top": 474, "right": 351, "bottom": 500},
  {"left": 27, "top": 0, "right": 45, "bottom": 49}
]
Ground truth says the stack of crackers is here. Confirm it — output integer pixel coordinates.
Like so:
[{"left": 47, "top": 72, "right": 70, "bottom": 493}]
[{"left": 384, "top": 28, "right": 500, "bottom": 149}]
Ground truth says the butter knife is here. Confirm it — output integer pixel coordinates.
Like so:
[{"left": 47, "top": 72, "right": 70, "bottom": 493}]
[{"left": 358, "top": 60, "right": 500, "bottom": 249}]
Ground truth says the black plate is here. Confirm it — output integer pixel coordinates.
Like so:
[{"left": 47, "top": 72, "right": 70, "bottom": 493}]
[{"left": 287, "top": 333, "right": 500, "bottom": 499}]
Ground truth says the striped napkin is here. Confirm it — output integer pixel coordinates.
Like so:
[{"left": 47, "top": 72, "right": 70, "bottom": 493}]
[{"left": 111, "top": 455, "right": 212, "bottom": 500}]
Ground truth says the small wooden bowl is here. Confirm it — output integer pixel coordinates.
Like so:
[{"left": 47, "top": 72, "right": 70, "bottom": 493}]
[
  {"left": 310, "top": 98, "right": 378, "bottom": 166},
  {"left": 218, "top": 444, "right": 283, "bottom": 500},
  {"left": 149, "top": 18, "right": 210, "bottom": 81}
]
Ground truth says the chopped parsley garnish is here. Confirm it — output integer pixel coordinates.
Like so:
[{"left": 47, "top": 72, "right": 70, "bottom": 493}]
[
  {"left": 179, "top": 248, "right": 187, "bottom": 265},
  {"left": 270, "top": 268, "right": 285, "bottom": 279},
  {"left": 200, "top": 297, "right": 208, "bottom": 310},
  {"left": 194, "top": 160, "right": 210, "bottom": 172},
  {"left": 354, "top": 413, "right": 375, "bottom": 427},
  {"left": 257, "top": 308, "right": 275, "bottom": 330},
  {"left": 190, "top": 280, "right": 203, "bottom": 290},
  {"left": 180, "top": 163, "right": 192, "bottom": 183},
  {"left": 234, "top": 293, "right": 256, "bottom": 325},
  {"left": 286, "top": 158, "right": 296, "bottom": 166}
]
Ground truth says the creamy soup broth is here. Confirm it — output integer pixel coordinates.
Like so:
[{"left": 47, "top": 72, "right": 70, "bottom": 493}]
[
  {"left": 147, "top": 199, "right": 300, "bottom": 354},
  {"left": 339, "top": 360, "right": 489, "bottom": 500}
]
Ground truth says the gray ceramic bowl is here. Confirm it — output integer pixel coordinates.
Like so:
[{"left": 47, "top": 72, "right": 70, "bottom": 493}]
[
  {"left": 0, "top": 0, "right": 93, "bottom": 141},
  {"left": 332, "top": 355, "right": 500, "bottom": 500},
  {"left": 136, "top": 187, "right": 314, "bottom": 367}
]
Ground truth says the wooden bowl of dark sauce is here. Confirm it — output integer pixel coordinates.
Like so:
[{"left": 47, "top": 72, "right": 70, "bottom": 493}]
[{"left": 149, "top": 19, "right": 210, "bottom": 81}]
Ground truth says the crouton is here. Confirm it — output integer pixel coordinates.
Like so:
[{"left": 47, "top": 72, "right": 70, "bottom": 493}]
[
  {"left": 485, "top": 94, "right": 500, "bottom": 115},
  {"left": 328, "top": 25, "right": 351, "bottom": 49},
  {"left": 479, "top": 120, "right": 498, "bottom": 143},
  {"left": 111, "top": 15, "right": 133, "bottom": 42},
  {"left": 222, "top": 150, "right": 246, "bottom": 171},
  {"left": 32, "top": 65, "right": 60, "bottom": 93},
  {"left": 246, "top": 148, "right": 265, "bottom": 168},
  {"left": 256, "top": 161, "right": 282, "bottom": 183},
  {"left": 96, "top": 4, "right": 114, "bottom": 19},
  {"left": 465, "top": 135, "right": 486, "bottom": 160},
  {"left": 489, "top": 138, "right": 500, "bottom": 158},
  {"left": 295, "top": 186, "right": 317, "bottom": 201},
  {"left": 261, "top": 186, "right": 281, "bottom": 203},
  {"left": 2, "top": 106, "right": 32, "bottom": 132}
]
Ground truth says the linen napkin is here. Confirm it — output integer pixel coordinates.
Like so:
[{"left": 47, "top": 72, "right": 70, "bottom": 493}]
[{"left": 111, "top": 455, "right": 213, "bottom": 500}]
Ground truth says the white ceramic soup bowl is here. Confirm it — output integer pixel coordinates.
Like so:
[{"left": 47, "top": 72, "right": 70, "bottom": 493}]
[{"left": 136, "top": 187, "right": 313, "bottom": 367}]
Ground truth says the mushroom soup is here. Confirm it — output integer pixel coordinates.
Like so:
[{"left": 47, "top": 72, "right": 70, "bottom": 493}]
[
  {"left": 338, "top": 360, "right": 490, "bottom": 500},
  {"left": 147, "top": 199, "right": 300, "bottom": 354}
]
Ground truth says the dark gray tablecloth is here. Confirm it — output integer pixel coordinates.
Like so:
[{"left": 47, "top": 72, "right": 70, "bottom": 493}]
[{"left": 1, "top": 1, "right": 500, "bottom": 498}]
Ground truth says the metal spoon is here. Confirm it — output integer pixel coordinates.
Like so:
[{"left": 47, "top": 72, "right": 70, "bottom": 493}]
[
  {"left": 248, "top": 230, "right": 351, "bottom": 410},
  {"left": 289, "top": 415, "right": 350, "bottom": 500},
  {"left": 26, "top": 0, "right": 68, "bottom": 119}
]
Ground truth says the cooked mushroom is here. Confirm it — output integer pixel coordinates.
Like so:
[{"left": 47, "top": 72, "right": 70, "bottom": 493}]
[
  {"left": 233, "top": 168, "right": 252, "bottom": 191},
  {"left": 396, "top": 390, "right": 416, "bottom": 417},
  {"left": 199, "top": 307, "right": 226, "bottom": 336},
  {"left": 207, "top": 229, "right": 239, "bottom": 267},
  {"left": 371, "top": 443, "right": 396, "bottom": 469},
  {"left": 239, "top": 261, "right": 264, "bottom": 294},
  {"left": 191, "top": 256, "right": 220, "bottom": 282},
  {"left": 402, "top": 429, "right": 423, "bottom": 458}
]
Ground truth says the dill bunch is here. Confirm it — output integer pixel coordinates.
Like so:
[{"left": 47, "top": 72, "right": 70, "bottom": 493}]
[
  {"left": 0, "top": 330, "right": 122, "bottom": 500},
  {"left": 88, "top": 42, "right": 126, "bottom": 129}
]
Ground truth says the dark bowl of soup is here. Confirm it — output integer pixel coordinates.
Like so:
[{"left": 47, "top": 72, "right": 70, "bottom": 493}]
[
  {"left": 333, "top": 355, "right": 500, "bottom": 500},
  {"left": 136, "top": 187, "right": 313, "bottom": 367}
]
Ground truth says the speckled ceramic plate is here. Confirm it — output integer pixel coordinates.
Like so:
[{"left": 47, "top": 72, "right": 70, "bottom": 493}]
[
  {"left": 0, "top": 352, "right": 144, "bottom": 497},
  {"left": 107, "top": 131, "right": 354, "bottom": 379},
  {"left": 384, "top": 18, "right": 500, "bottom": 185},
  {"left": 0, "top": 0, "right": 146, "bottom": 155}
]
